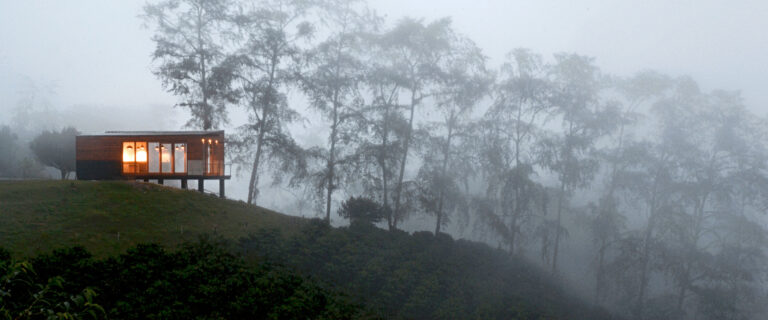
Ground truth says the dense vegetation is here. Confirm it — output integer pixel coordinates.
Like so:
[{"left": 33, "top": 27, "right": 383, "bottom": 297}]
[
  {"left": 0, "top": 181, "right": 614, "bottom": 319},
  {"left": 0, "top": 238, "right": 373, "bottom": 319},
  {"left": 240, "top": 221, "right": 614, "bottom": 319}
]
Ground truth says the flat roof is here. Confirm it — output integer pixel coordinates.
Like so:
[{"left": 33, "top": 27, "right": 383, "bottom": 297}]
[{"left": 78, "top": 130, "right": 224, "bottom": 137}]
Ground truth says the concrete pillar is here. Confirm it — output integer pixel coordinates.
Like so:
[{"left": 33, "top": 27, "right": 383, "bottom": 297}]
[
  {"left": 219, "top": 179, "right": 225, "bottom": 198},
  {"left": 181, "top": 179, "right": 188, "bottom": 189},
  {"left": 198, "top": 179, "right": 204, "bottom": 193}
]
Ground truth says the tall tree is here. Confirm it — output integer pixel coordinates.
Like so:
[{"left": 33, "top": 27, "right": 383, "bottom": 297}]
[
  {"left": 229, "top": 0, "right": 314, "bottom": 205},
  {"left": 589, "top": 70, "right": 671, "bottom": 303},
  {"left": 298, "top": 0, "right": 372, "bottom": 223},
  {"left": 538, "top": 53, "right": 614, "bottom": 274},
  {"left": 475, "top": 48, "right": 551, "bottom": 254},
  {"left": 356, "top": 39, "right": 409, "bottom": 229},
  {"left": 418, "top": 39, "right": 491, "bottom": 235},
  {"left": 381, "top": 18, "right": 456, "bottom": 230},
  {"left": 143, "top": 0, "right": 238, "bottom": 130}
]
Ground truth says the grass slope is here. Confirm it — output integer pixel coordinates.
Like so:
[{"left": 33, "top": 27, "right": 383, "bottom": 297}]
[
  {"left": 0, "top": 180, "right": 304, "bottom": 257},
  {"left": 0, "top": 180, "right": 614, "bottom": 319}
]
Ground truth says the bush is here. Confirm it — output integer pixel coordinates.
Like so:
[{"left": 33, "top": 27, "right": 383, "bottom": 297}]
[{"left": 338, "top": 196, "right": 385, "bottom": 226}]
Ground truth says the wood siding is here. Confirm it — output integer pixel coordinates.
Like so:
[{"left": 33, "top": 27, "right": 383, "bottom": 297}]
[{"left": 76, "top": 132, "right": 226, "bottom": 180}]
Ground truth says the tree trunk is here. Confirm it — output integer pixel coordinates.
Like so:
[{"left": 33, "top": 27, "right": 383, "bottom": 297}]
[
  {"left": 325, "top": 95, "right": 340, "bottom": 223},
  {"left": 434, "top": 117, "right": 454, "bottom": 235},
  {"left": 551, "top": 178, "right": 566, "bottom": 274},
  {"left": 392, "top": 91, "right": 418, "bottom": 230},
  {"left": 247, "top": 133, "right": 265, "bottom": 204}
]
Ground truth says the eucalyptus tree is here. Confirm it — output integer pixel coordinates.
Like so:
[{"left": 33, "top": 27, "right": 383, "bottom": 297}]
[
  {"left": 354, "top": 32, "right": 409, "bottom": 230},
  {"left": 537, "top": 53, "right": 615, "bottom": 274},
  {"left": 588, "top": 71, "right": 671, "bottom": 303},
  {"left": 475, "top": 48, "right": 552, "bottom": 254},
  {"left": 143, "top": 0, "right": 238, "bottom": 130},
  {"left": 652, "top": 83, "right": 768, "bottom": 318},
  {"left": 417, "top": 38, "right": 491, "bottom": 235},
  {"left": 228, "top": 0, "right": 314, "bottom": 205},
  {"left": 379, "top": 18, "right": 457, "bottom": 230},
  {"left": 298, "top": 0, "right": 373, "bottom": 223}
]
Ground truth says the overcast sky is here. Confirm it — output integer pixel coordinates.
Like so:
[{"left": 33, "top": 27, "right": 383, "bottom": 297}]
[
  {"left": 1, "top": 0, "right": 767, "bottom": 205},
  {"left": 2, "top": 0, "right": 767, "bottom": 118}
]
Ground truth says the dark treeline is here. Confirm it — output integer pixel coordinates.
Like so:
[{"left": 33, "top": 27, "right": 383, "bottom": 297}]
[{"left": 142, "top": 0, "right": 768, "bottom": 319}]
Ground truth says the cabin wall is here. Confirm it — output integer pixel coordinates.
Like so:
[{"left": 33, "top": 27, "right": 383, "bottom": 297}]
[{"left": 76, "top": 133, "right": 226, "bottom": 180}]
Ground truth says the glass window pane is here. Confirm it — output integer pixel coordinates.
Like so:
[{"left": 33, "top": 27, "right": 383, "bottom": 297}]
[
  {"left": 135, "top": 142, "right": 147, "bottom": 163},
  {"left": 174, "top": 143, "right": 186, "bottom": 173},
  {"left": 161, "top": 143, "right": 172, "bottom": 173},
  {"left": 148, "top": 142, "right": 159, "bottom": 173},
  {"left": 122, "top": 142, "right": 135, "bottom": 173},
  {"left": 122, "top": 142, "right": 135, "bottom": 162}
]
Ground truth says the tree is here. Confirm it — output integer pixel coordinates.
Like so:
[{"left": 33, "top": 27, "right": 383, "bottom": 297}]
[
  {"left": 381, "top": 18, "right": 457, "bottom": 231},
  {"left": 143, "top": 0, "right": 238, "bottom": 130},
  {"left": 418, "top": 38, "right": 491, "bottom": 235},
  {"left": 337, "top": 196, "right": 384, "bottom": 226},
  {"left": 355, "top": 30, "right": 410, "bottom": 231},
  {"left": 29, "top": 127, "right": 79, "bottom": 180},
  {"left": 0, "top": 126, "right": 19, "bottom": 178},
  {"left": 475, "top": 49, "right": 551, "bottom": 254},
  {"left": 228, "top": 0, "right": 314, "bottom": 205},
  {"left": 589, "top": 70, "right": 670, "bottom": 304},
  {"left": 298, "top": 0, "right": 372, "bottom": 223},
  {"left": 537, "top": 53, "right": 615, "bottom": 274}
]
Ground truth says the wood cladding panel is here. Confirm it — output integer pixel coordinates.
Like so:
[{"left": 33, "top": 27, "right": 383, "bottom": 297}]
[{"left": 76, "top": 133, "right": 224, "bottom": 162}]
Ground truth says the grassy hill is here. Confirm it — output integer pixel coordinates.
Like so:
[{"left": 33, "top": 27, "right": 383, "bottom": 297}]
[
  {"left": 0, "top": 180, "right": 614, "bottom": 319},
  {"left": 0, "top": 180, "right": 304, "bottom": 257}
]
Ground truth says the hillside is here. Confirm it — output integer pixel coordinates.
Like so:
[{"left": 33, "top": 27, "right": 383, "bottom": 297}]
[
  {"left": 0, "top": 180, "right": 304, "bottom": 257},
  {"left": 0, "top": 181, "right": 614, "bottom": 319}
]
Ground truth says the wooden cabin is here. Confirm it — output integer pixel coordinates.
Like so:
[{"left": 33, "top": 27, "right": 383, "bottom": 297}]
[{"left": 76, "top": 131, "right": 230, "bottom": 197}]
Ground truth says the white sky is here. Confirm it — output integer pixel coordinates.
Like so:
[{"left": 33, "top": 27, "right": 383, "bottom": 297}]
[
  {"left": 1, "top": 0, "right": 767, "bottom": 113},
  {"left": 1, "top": 0, "right": 768, "bottom": 202}
]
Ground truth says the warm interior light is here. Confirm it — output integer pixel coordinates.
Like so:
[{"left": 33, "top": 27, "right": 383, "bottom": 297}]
[
  {"left": 122, "top": 142, "right": 135, "bottom": 162},
  {"left": 208, "top": 139, "right": 212, "bottom": 144},
  {"left": 215, "top": 140, "right": 218, "bottom": 144},
  {"left": 201, "top": 138, "right": 205, "bottom": 143}
]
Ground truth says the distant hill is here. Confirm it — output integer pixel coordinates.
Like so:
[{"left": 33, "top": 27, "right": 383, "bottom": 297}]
[{"left": 0, "top": 181, "right": 616, "bottom": 319}]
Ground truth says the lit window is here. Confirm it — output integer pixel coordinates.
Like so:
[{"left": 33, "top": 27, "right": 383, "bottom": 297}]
[
  {"left": 136, "top": 142, "right": 147, "bottom": 163},
  {"left": 122, "top": 142, "right": 135, "bottom": 162}
]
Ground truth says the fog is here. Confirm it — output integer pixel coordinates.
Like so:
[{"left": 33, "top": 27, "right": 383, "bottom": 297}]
[{"left": 2, "top": 0, "right": 768, "bottom": 319}]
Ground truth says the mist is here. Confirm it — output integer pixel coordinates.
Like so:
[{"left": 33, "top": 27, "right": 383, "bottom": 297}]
[{"left": 2, "top": 0, "right": 768, "bottom": 319}]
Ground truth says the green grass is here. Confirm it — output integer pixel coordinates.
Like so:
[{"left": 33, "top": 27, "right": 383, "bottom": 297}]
[{"left": 0, "top": 180, "right": 305, "bottom": 257}]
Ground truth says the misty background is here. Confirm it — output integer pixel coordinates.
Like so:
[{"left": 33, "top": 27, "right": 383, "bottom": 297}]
[{"left": 2, "top": 1, "right": 768, "bottom": 319}]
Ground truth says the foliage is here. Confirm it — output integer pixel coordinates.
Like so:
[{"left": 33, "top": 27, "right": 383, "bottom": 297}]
[
  {"left": 227, "top": 0, "right": 314, "bottom": 205},
  {"left": 338, "top": 196, "right": 385, "bottom": 226},
  {"left": 143, "top": 0, "right": 239, "bottom": 130},
  {"left": 239, "top": 221, "right": 616, "bottom": 320},
  {"left": 0, "top": 239, "right": 375, "bottom": 319},
  {"left": 29, "top": 126, "right": 79, "bottom": 180},
  {"left": 0, "top": 126, "right": 20, "bottom": 178}
]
